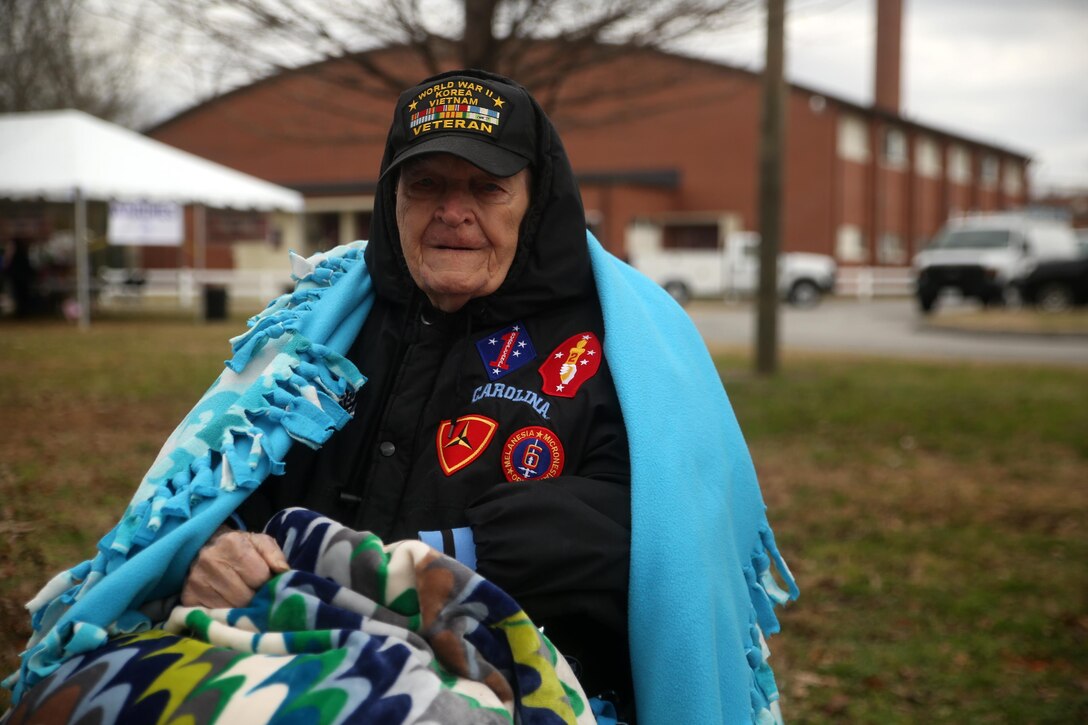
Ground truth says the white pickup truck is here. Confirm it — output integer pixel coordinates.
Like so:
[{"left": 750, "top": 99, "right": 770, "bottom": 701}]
[
  {"left": 912, "top": 213, "right": 1081, "bottom": 313},
  {"left": 629, "top": 228, "right": 838, "bottom": 307}
]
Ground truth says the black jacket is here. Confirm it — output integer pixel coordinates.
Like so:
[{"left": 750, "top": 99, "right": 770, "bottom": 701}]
[{"left": 239, "top": 70, "right": 634, "bottom": 710}]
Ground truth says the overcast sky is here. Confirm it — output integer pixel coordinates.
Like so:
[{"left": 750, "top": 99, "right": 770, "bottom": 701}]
[
  {"left": 685, "top": 0, "right": 1088, "bottom": 193},
  {"left": 129, "top": 0, "right": 1088, "bottom": 194}
]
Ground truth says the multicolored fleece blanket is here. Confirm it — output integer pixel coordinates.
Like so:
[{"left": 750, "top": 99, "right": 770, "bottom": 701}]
[
  {"left": 7, "top": 234, "right": 797, "bottom": 723},
  {"left": 6, "top": 508, "right": 592, "bottom": 724}
]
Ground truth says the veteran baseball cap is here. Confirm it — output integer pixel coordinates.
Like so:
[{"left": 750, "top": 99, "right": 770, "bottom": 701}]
[{"left": 382, "top": 72, "right": 536, "bottom": 179}]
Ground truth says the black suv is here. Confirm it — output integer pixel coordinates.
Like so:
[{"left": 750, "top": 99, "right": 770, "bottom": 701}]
[{"left": 1016, "top": 257, "right": 1088, "bottom": 312}]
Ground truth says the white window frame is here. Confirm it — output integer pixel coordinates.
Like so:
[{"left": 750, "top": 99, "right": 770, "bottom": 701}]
[
  {"left": 914, "top": 135, "right": 941, "bottom": 179},
  {"left": 980, "top": 155, "right": 999, "bottom": 188},
  {"left": 837, "top": 114, "right": 870, "bottom": 163},
  {"left": 1002, "top": 163, "right": 1023, "bottom": 196},
  {"left": 881, "top": 127, "right": 908, "bottom": 169},
  {"left": 836, "top": 224, "right": 867, "bottom": 263},
  {"left": 947, "top": 145, "right": 972, "bottom": 184},
  {"left": 877, "top": 233, "right": 906, "bottom": 264}
]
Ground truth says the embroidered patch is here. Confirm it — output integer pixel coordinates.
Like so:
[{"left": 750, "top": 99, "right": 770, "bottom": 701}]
[
  {"left": 501, "top": 426, "right": 565, "bottom": 482},
  {"left": 471, "top": 382, "right": 551, "bottom": 419},
  {"left": 407, "top": 78, "right": 508, "bottom": 140},
  {"left": 436, "top": 415, "right": 498, "bottom": 476},
  {"left": 539, "top": 332, "right": 602, "bottom": 398},
  {"left": 475, "top": 322, "right": 537, "bottom": 381}
]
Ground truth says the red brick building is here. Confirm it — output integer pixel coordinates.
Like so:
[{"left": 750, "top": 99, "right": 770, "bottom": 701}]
[{"left": 149, "top": 42, "right": 1030, "bottom": 271}]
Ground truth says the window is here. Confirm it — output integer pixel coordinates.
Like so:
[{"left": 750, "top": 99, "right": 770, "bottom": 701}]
[
  {"left": 207, "top": 210, "right": 268, "bottom": 244},
  {"left": 882, "top": 128, "right": 907, "bottom": 168},
  {"left": 662, "top": 223, "right": 719, "bottom": 250},
  {"left": 836, "top": 225, "right": 867, "bottom": 262},
  {"left": 948, "top": 145, "right": 971, "bottom": 184},
  {"left": 877, "top": 233, "right": 906, "bottom": 264},
  {"left": 353, "top": 211, "right": 373, "bottom": 241},
  {"left": 1003, "top": 164, "right": 1024, "bottom": 196},
  {"left": 837, "top": 115, "right": 870, "bottom": 163},
  {"left": 930, "top": 229, "right": 1011, "bottom": 250},
  {"left": 585, "top": 209, "right": 605, "bottom": 242},
  {"left": 305, "top": 212, "right": 340, "bottom": 251},
  {"left": 914, "top": 136, "right": 941, "bottom": 179},
  {"left": 980, "top": 155, "right": 999, "bottom": 188}
]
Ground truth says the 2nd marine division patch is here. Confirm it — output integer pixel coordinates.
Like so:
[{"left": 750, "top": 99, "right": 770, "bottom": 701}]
[
  {"left": 539, "top": 332, "right": 601, "bottom": 398},
  {"left": 437, "top": 415, "right": 498, "bottom": 476},
  {"left": 501, "top": 426, "right": 565, "bottom": 482}
]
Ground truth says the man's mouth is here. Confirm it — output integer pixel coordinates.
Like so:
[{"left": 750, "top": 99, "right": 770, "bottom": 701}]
[{"left": 430, "top": 240, "right": 481, "bottom": 252}]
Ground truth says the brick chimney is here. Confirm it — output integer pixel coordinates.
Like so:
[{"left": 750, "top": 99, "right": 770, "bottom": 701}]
[{"left": 874, "top": 0, "right": 903, "bottom": 114}]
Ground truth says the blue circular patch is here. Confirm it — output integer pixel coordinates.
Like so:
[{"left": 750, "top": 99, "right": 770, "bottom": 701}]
[{"left": 501, "top": 426, "right": 565, "bottom": 482}]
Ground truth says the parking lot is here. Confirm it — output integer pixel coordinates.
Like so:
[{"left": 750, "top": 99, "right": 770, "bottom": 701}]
[{"left": 687, "top": 297, "right": 1088, "bottom": 366}]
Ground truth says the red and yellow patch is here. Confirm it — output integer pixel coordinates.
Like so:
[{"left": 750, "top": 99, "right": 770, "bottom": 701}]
[
  {"left": 501, "top": 426, "right": 565, "bottom": 482},
  {"left": 539, "top": 332, "right": 602, "bottom": 398},
  {"left": 436, "top": 415, "right": 498, "bottom": 476}
]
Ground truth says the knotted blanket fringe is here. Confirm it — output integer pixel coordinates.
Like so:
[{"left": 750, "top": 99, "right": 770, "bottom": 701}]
[{"left": 6, "top": 243, "right": 372, "bottom": 703}]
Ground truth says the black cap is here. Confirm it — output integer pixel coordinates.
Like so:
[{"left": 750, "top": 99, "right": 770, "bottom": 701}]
[{"left": 381, "top": 73, "right": 536, "bottom": 180}]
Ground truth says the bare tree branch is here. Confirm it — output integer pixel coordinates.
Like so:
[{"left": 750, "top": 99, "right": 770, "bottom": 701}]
[
  {"left": 0, "top": 0, "right": 147, "bottom": 125},
  {"left": 148, "top": 0, "right": 759, "bottom": 134}
]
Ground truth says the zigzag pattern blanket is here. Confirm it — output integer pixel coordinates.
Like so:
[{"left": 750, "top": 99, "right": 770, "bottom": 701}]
[
  {"left": 7, "top": 235, "right": 797, "bottom": 723},
  {"left": 6, "top": 508, "right": 592, "bottom": 724}
]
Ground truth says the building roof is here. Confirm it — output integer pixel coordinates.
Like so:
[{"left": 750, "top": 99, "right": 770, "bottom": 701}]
[
  {"left": 148, "top": 45, "right": 1032, "bottom": 165},
  {"left": 0, "top": 110, "right": 304, "bottom": 211}
]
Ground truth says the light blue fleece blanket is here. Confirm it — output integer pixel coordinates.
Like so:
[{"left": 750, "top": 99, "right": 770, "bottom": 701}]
[{"left": 7, "top": 234, "right": 796, "bottom": 723}]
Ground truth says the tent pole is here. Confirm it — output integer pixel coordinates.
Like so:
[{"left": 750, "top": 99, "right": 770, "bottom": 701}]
[
  {"left": 195, "top": 203, "right": 207, "bottom": 271},
  {"left": 74, "top": 187, "right": 91, "bottom": 330}
]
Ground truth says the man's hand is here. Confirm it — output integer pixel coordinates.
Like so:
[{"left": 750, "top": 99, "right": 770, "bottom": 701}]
[{"left": 181, "top": 527, "right": 290, "bottom": 609}]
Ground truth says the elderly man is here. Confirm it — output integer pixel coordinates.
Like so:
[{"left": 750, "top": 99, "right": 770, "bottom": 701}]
[
  {"left": 10, "top": 70, "right": 795, "bottom": 725},
  {"left": 183, "top": 69, "right": 634, "bottom": 714}
]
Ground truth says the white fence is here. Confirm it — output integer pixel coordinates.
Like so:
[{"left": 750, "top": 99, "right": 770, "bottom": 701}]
[
  {"left": 98, "top": 268, "right": 295, "bottom": 308},
  {"left": 97, "top": 265, "right": 917, "bottom": 308},
  {"left": 835, "top": 266, "right": 914, "bottom": 298}
]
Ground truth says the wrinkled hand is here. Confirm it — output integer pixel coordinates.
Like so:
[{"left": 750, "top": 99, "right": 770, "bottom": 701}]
[{"left": 181, "top": 527, "right": 289, "bottom": 609}]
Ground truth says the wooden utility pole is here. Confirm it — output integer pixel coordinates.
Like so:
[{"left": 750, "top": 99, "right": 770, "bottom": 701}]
[
  {"left": 74, "top": 187, "right": 91, "bottom": 330},
  {"left": 755, "top": 0, "right": 787, "bottom": 375}
]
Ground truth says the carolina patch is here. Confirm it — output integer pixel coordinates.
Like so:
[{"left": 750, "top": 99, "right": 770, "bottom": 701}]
[
  {"left": 501, "top": 426, "right": 565, "bottom": 482},
  {"left": 436, "top": 415, "right": 498, "bottom": 476},
  {"left": 475, "top": 322, "right": 536, "bottom": 381},
  {"left": 539, "top": 332, "right": 602, "bottom": 398},
  {"left": 471, "top": 383, "right": 551, "bottom": 419}
]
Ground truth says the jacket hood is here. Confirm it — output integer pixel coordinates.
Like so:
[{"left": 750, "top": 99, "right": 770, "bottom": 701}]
[{"left": 364, "top": 69, "right": 595, "bottom": 323}]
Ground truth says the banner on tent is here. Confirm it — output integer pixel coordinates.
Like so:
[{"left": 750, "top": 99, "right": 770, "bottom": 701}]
[{"left": 108, "top": 201, "right": 184, "bottom": 246}]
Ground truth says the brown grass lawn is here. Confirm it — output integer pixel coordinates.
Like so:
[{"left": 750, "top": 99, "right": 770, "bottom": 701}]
[{"left": 1, "top": 317, "right": 1086, "bottom": 721}]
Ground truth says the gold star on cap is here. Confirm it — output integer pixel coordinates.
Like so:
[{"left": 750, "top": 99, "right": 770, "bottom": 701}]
[
  {"left": 492, "top": 96, "right": 505, "bottom": 108},
  {"left": 408, "top": 100, "right": 418, "bottom": 111}
]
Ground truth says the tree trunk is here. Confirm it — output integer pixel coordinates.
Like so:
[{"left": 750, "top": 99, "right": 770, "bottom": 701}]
[{"left": 462, "top": 0, "right": 500, "bottom": 70}]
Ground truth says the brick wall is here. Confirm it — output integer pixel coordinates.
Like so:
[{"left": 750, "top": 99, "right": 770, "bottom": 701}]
[{"left": 148, "top": 48, "right": 1031, "bottom": 266}]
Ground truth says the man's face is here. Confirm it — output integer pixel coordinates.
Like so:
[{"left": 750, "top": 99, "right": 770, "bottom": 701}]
[{"left": 396, "top": 153, "right": 531, "bottom": 312}]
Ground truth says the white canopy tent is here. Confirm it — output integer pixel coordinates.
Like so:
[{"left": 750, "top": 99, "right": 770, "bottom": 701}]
[{"left": 0, "top": 109, "right": 305, "bottom": 327}]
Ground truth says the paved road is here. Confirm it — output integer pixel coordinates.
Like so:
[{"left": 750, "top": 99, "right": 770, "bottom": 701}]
[{"left": 686, "top": 298, "right": 1088, "bottom": 366}]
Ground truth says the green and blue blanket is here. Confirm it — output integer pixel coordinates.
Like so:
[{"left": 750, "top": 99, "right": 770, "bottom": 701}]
[
  {"left": 7, "top": 235, "right": 797, "bottom": 723},
  {"left": 7, "top": 508, "right": 592, "bottom": 724}
]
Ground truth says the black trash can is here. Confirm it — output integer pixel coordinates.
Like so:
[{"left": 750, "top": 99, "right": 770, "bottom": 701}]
[{"left": 203, "top": 285, "right": 228, "bottom": 321}]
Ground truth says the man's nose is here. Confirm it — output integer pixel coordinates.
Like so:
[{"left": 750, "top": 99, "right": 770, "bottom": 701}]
[{"left": 436, "top": 186, "right": 473, "bottom": 226}]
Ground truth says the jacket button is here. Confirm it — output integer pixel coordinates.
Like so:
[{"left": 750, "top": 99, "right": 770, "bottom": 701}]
[{"left": 379, "top": 441, "right": 396, "bottom": 457}]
